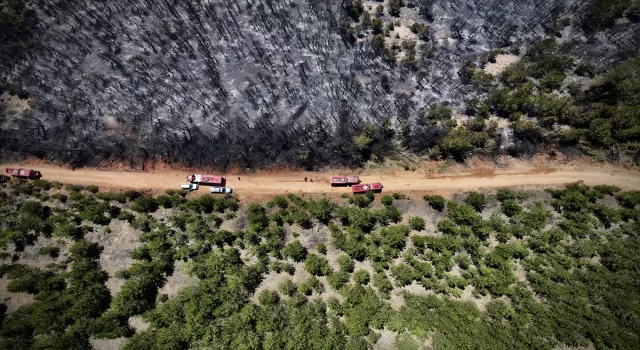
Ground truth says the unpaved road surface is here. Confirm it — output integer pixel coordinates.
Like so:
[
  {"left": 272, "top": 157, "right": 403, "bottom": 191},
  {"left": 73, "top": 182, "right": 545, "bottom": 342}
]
[{"left": 3, "top": 163, "right": 640, "bottom": 197}]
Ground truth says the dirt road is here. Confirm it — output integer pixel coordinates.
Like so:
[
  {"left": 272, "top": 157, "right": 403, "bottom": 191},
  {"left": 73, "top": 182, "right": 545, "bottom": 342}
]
[{"left": 3, "top": 163, "right": 640, "bottom": 197}]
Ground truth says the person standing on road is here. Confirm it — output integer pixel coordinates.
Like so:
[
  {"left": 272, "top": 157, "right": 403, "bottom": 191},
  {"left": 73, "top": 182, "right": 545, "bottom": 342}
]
[{"left": 304, "top": 177, "right": 308, "bottom": 182}]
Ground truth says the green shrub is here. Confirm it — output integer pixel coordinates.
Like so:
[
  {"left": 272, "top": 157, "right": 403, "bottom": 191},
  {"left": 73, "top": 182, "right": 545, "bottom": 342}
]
[
  {"left": 267, "top": 195, "right": 289, "bottom": 209},
  {"left": 593, "top": 185, "right": 622, "bottom": 196},
  {"left": 278, "top": 279, "right": 297, "bottom": 296},
  {"left": 258, "top": 290, "right": 280, "bottom": 305},
  {"left": 353, "top": 270, "right": 370, "bottom": 285},
  {"left": 316, "top": 243, "right": 327, "bottom": 255},
  {"left": 408, "top": 216, "right": 425, "bottom": 231},
  {"left": 338, "top": 254, "right": 355, "bottom": 273},
  {"left": 131, "top": 196, "right": 159, "bottom": 213},
  {"left": 65, "top": 184, "right": 84, "bottom": 192},
  {"left": 38, "top": 246, "right": 60, "bottom": 258},
  {"left": 616, "top": 191, "right": 640, "bottom": 209},
  {"left": 283, "top": 240, "right": 308, "bottom": 262},
  {"left": 117, "top": 210, "right": 136, "bottom": 223},
  {"left": 327, "top": 271, "right": 350, "bottom": 290},
  {"left": 373, "top": 272, "right": 393, "bottom": 293},
  {"left": 424, "top": 195, "right": 446, "bottom": 211},
  {"left": 391, "top": 263, "right": 415, "bottom": 287},
  {"left": 501, "top": 199, "right": 522, "bottom": 217},
  {"left": 349, "top": 193, "right": 374, "bottom": 208},
  {"left": 304, "top": 253, "right": 332, "bottom": 276},
  {"left": 464, "top": 191, "right": 488, "bottom": 212},
  {"left": 496, "top": 188, "right": 527, "bottom": 202},
  {"left": 96, "top": 191, "right": 127, "bottom": 203},
  {"left": 381, "top": 195, "right": 393, "bottom": 206}
]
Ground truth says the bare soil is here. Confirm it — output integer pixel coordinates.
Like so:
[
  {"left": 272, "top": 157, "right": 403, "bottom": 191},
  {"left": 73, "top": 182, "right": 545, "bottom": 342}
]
[{"left": 2, "top": 162, "right": 639, "bottom": 201}]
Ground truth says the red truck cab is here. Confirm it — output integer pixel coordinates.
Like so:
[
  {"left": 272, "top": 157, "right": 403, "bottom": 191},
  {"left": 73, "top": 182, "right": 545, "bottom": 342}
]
[
  {"left": 352, "top": 182, "right": 383, "bottom": 193},
  {"left": 5, "top": 168, "right": 42, "bottom": 180},
  {"left": 186, "top": 174, "right": 225, "bottom": 186}
]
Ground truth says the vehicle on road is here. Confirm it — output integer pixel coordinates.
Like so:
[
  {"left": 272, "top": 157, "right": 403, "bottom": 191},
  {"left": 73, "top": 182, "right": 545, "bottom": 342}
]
[
  {"left": 5, "top": 168, "right": 42, "bottom": 180},
  {"left": 186, "top": 173, "right": 225, "bottom": 185},
  {"left": 352, "top": 182, "right": 383, "bottom": 194},
  {"left": 210, "top": 187, "right": 233, "bottom": 194},
  {"left": 181, "top": 183, "right": 199, "bottom": 191},
  {"left": 330, "top": 175, "right": 360, "bottom": 186}
]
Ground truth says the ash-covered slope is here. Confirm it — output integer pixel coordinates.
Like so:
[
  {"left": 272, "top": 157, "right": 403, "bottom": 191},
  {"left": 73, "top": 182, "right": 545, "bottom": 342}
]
[{"left": 0, "top": 0, "right": 637, "bottom": 169}]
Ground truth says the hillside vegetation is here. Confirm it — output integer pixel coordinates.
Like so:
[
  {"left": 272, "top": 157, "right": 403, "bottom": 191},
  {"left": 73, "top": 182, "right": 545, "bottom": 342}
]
[
  {"left": 1, "top": 179, "right": 639, "bottom": 349},
  {"left": 1, "top": 0, "right": 639, "bottom": 169}
]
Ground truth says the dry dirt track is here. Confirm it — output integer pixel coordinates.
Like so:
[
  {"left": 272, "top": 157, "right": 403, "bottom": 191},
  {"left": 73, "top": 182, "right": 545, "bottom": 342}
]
[{"left": 3, "top": 163, "right": 640, "bottom": 198}]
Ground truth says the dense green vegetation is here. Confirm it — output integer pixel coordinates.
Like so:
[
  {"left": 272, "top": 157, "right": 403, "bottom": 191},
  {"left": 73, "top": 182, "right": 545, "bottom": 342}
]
[{"left": 1, "top": 179, "right": 639, "bottom": 349}]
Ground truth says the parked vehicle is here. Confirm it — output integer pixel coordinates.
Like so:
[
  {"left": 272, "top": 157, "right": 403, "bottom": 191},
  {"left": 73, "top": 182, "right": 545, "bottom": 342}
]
[
  {"left": 186, "top": 173, "right": 225, "bottom": 185},
  {"left": 210, "top": 187, "right": 233, "bottom": 194},
  {"left": 329, "top": 175, "right": 360, "bottom": 186},
  {"left": 352, "top": 182, "right": 383, "bottom": 193},
  {"left": 181, "top": 183, "right": 199, "bottom": 191},
  {"left": 5, "top": 168, "right": 42, "bottom": 180}
]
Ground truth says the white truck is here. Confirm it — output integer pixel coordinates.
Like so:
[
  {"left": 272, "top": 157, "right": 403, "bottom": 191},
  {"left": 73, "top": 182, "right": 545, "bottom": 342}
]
[
  {"left": 181, "top": 183, "right": 199, "bottom": 191},
  {"left": 210, "top": 187, "right": 233, "bottom": 194}
]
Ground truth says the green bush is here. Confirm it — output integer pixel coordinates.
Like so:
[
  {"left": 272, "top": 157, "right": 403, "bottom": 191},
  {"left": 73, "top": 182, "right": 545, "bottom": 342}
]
[
  {"left": 496, "top": 188, "right": 528, "bottom": 202},
  {"left": 424, "top": 195, "right": 446, "bottom": 211},
  {"left": 131, "top": 196, "right": 159, "bottom": 213},
  {"left": 304, "top": 253, "right": 332, "bottom": 276},
  {"left": 316, "top": 243, "right": 327, "bottom": 255},
  {"left": 327, "top": 271, "right": 350, "bottom": 291},
  {"left": 381, "top": 195, "right": 393, "bottom": 206},
  {"left": 258, "top": 290, "right": 280, "bottom": 306},
  {"left": 278, "top": 279, "right": 297, "bottom": 296},
  {"left": 616, "top": 191, "right": 640, "bottom": 209},
  {"left": 408, "top": 216, "right": 425, "bottom": 231},
  {"left": 38, "top": 246, "right": 60, "bottom": 258},
  {"left": 282, "top": 240, "right": 307, "bottom": 262},
  {"left": 267, "top": 195, "right": 289, "bottom": 209},
  {"left": 464, "top": 191, "right": 487, "bottom": 212},
  {"left": 501, "top": 199, "right": 522, "bottom": 217},
  {"left": 65, "top": 184, "right": 84, "bottom": 192},
  {"left": 353, "top": 270, "right": 370, "bottom": 285},
  {"left": 373, "top": 272, "right": 394, "bottom": 293},
  {"left": 338, "top": 254, "right": 355, "bottom": 273},
  {"left": 391, "top": 263, "right": 415, "bottom": 287}
]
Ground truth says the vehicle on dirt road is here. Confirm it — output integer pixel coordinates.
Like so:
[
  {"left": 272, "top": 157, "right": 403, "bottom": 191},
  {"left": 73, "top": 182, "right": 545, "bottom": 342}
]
[
  {"left": 330, "top": 176, "right": 360, "bottom": 186},
  {"left": 5, "top": 168, "right": 42, "bottom": 180},
  {"left": 352, "top": 182, "right": 383, "bottom": 194},
  {"left": 186, "top": 174, "right": 225, "bottom": 186},
  {"left": 210, "top": 187, "right": 233, "bottom": 194},
  {"left": 181, "top": 183, "right": 199, "bottom": 191}
]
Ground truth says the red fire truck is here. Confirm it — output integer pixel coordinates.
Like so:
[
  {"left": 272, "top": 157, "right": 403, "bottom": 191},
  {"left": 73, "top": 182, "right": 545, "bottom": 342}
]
[
  {"left": 5, "top": 168, "right": 42, "bottom": 180},
  {"left": 351, "top": 182, "right": 383, "bottom": 193}
]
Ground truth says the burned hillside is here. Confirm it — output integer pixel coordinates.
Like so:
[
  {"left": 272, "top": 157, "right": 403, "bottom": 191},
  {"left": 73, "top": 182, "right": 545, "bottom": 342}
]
[{"left": 1, "top": 0, "right": 639, "bottom": 169}]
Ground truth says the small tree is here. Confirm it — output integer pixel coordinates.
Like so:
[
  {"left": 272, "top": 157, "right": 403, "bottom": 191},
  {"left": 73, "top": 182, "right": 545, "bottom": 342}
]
[
  {"left": 304, "top": 253, "right": 332, "bottom": 276},
  {"left": 353, "top": 270, "right": 370, "bottom": 285},
  {"left": 338, "top": 254, "right": 355, "bottom": 273},
  {"left": 502, "top": 199, "right": 522, "bottom": 217},
  {"left": 408, "top": 216, "right": 426, "bottom": 231},
  {"left": 464, "top": 191, "right": 488, "bottom": 212},
  {"left": 283, "top": 240, "right": 307, "bottom": 262},
  {"left": 424, "top": 195, "right": 446, "bottom": 211}
]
